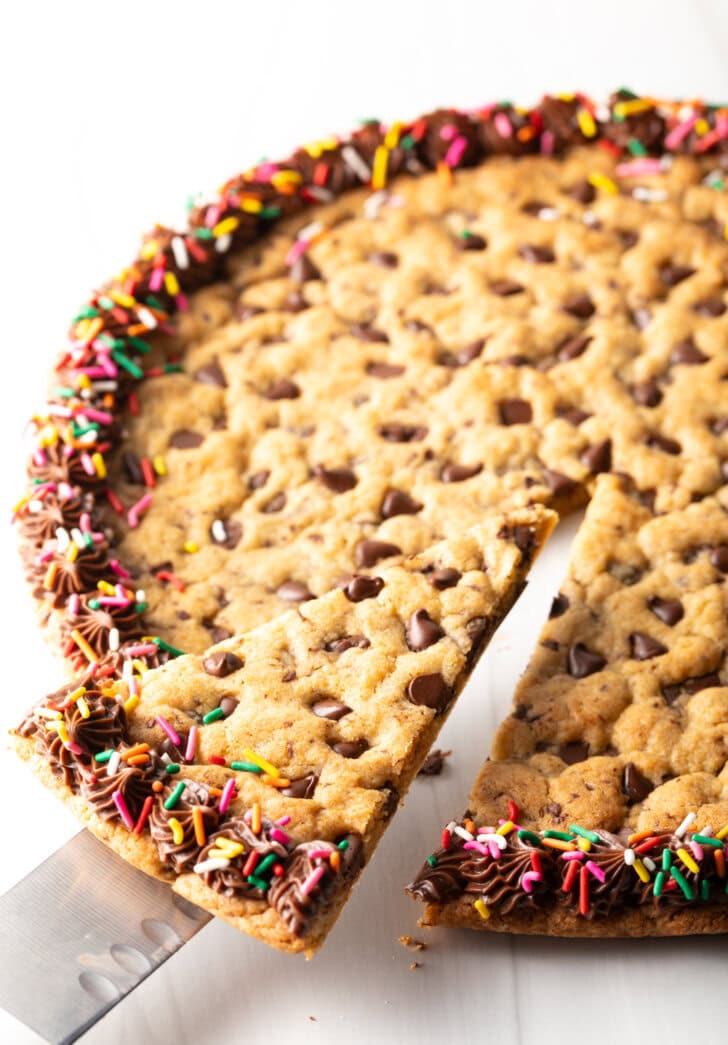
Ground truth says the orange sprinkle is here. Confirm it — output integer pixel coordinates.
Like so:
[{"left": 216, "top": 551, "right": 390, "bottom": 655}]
[
  {"left": 464, "top": 818, "right": 476, "bottom": 835},
  {"left": 251, "top": 802, "right": 262, "bottom": 834},
  {"left": 192, "top": 806, "right": 206, "bottom": 847},
  {"left": 208, "top": 787, "right": 223, "bottom": 798},
  {"left": 715, "top": 849, "right": 726, "bottom": 879},
  {"left": 121, "top": 743, "right": 150, "bottom": 761},
  {"left": 437, "top": 161, "right": 453, "bottom": 188},
  {"left": 43, "top": 562, "right": 58, "bottom": 591},
  {"left": 329, "top": 850, "right": 341, "bottom": 874},
  {"left": 127, "top": 754, "right": 150, "bottom": 767},
  {"left": 627, "top": 829, "right": 653, "bottom": 846},
  {"left": 152, "top": 780, "right": 164, "bottom": 793},
  {"left": 542, "top": 838, "right": 577, "bottom": 853},
  {"left": 261, "top": 774, "right": 292, "bottom": 788},
  {"left": 70, "top": 629, "right": 99, "bottom": 664}
]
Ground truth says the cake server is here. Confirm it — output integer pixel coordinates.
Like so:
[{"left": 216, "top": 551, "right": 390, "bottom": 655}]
[{"left": 0, "top": 829, "right": 211, "bottom": 1044}]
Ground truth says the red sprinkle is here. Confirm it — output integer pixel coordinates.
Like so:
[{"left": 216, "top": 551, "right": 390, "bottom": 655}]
[
  {"left": 155, "top": 570, "right": 186, "bottom": 593},
  {"left": 508, "top": 799, "right": 519, "bottom": 823},
  {"left": 562, "top": 859, "right": 579, "bottom": 893},
  {"left": 128, "top": 391, "right": 140, "bottom": 416},
  {"left": 243, "top": 850, "right": 260, "bottom": 877},
  {"left": 272, "top": 864, "right": 285, "bottom": 877},
  {"left": 140, "top": 457, "right": 156, "bottom": 488},
  {"left": 579, "top": 864, "right": 590, "bottom": 916},
  {"left": 441, "top": 828, "right": 452, "bottom": 851},
  {"left": 133, "top": 795, "right": 154, "bottom": 835},
  {"left": 530, "top": 851, "right": 542, "bottom": 876},
  {"left": 635, "top": 837, "right": 662, "bottom": 854},
  {"left": 209, "top": 755, "right": 226, "bottom": 766}
]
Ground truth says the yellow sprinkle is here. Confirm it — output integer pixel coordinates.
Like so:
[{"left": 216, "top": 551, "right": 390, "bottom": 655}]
[
  {"left": 473, "top": 899, "right": 490, "bottom": 921},
  {"left": 723, "top": 220, "right": 728, "bottom": 241},
  {"left": 613, "top": 98, "right": 654, "bottom": 118},
  {"left": 139, "top": 240, "right": 159, "bottom": 261},
  {"left": 384, "top": 121, "right": 403, "bottom": 150},
  {"left": 76, "top": 374, "right": 91, "bottom": 391},
  {"left": 695, "top": 117, "right": 710, "bottom": 136},
  {"left": 496, "top": 820, "right": 514, "bottom": 836},
  {"left": 577, "top": 108, "right": 597, "bottom": 138},
  {"left": 70, "top": 629, "right": 99, "bottom": 664},
  {"left": 153, "top": 455, "right": 167, "bottom": 477},
  {"left": 66, "top": 542, "right": 78, "bottom": 563},
  {"left": 38, "top": 424, "right": 59, "bottom": 447},
  {"left": 57, "top": 723, "right": 70, "bottom": 745},
  {"left": 303, "top": 137, "right": 339, "bottom": 159},
  {"left": 271, "top": 170, "right": 302, "bottom": 189},
  {"left": 91, "top": 452, "right": 106, "bottom": 479},
  {"left": 213, "top": 216, "right": 240, "bottom": 238},
  {"left": 123, "top": 693, "right": 140, "bottom": 714},
  {"left": 241, "top": 748, "right": 280, "bottom": 778},
  {"left": 67, "top": 686, "right": 86, "bottom": 704},
  {"left": 76, "top": 696, "right": 91, "bottom": 720},
  {"left": 12, "top": 494, "right": 30, "bottom": 514},
  {"left": 371, "top": 146, "right": 390, "bottom": 191},
  {"left": 716, "top": 823, "right": 728, "bottom": 841},
  {"left": 239, "top": 197, "right": 263, "bottom": 214},
  {"left": 131, "top": 657, "right": 150, "bottom": 675},
  {"left": 677, "top": 847, "right": 700, "bottom": 874},
  {"left": 43, "top": 563, "right": 58, "bottom": 591},
  {"left": 577, "top": 837, "right": 592, "bottom": 853},
  {"left": 109, "top": 290, "right": 137, "bottom": 309},
  {"left": 214, "top": 839, "right": 244, "bottom": 859},
  {"left": 37, "top": 707, "right": 62, "bottom": 720},
  {"left": 168, "top": 818, "right": 184, "bottom": 845},
  {"left": 97, "top": 580, "right": 115, "bottom": 595},
  {"left": 164, "top": 271, "right": 180, "bottom": 297},
  {"left": 588, "top": 172, "right": 618, "bottom": 195},
  {"left": 183, "top": 541, "right": 199, "bottom": 554},
  {"left": 632, "top": 858, "right": 650, "bottom": 884}
]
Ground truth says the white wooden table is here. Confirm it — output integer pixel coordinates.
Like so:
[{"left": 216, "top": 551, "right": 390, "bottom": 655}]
[{"left": 1, "top": 2, "right": 726, "bottom": 1041}]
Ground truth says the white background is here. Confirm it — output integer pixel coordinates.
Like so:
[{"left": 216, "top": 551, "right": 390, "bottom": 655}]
[{"left": 1, "top": 2, "right": 726, "bottom": 1043}]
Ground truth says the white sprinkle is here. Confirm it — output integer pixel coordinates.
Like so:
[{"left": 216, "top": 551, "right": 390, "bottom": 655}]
[
  {"left": 109, "top": 628, "right": 120, "bottom": 652},
  {"left": 624, "top": 848, "right": 636, "bottom": 866},
  {"left": 632, "top": 186, "right": 668, "bottom": 203},
  {"left": 90, "top": 381, "right": 118, "bottom": 393},
  {"left": 303, "top": 186, "right": 334, "bottom": 203},
  {"left": 78, "top": 430, "right": 98, "bottom": 447},
  {"left": 298, "top": 221, "right": 324, "bottom": 242},
  {"left": 27, "top": 499, "right": 43, "bottom": 514},
  {"left": 171, "top": 236, "right": 189, "bottom": 270},
  {"left": 137, "top": 307, "right": 157, "bottom": 330},
  {"left": 582, "top": 211, "right": 600, "bottom": 227},
  {"left": 211, "top": 519, "right": 227, "bottom": 543},
  {"left": 215, "top": 234, "right": 232, "bottom": 254},
  {"left": 660, "top": 155, "right": 673, "bottom": 172},
  {"left": 70, "top": 527, "right": 85, "bottom": 550},
  {"left": 453, "top": 826, "right": 474, "bottom": 842},
  {"left": 538, "top": 207, "right": 560, "bottom": 221},
  {"left": 644, "top": 857, "right": 657, "bottom": 873},
  {"left": 193, "top": 857, "right": 230, "bottom": 874},
  {"left": 341, "top": 145, "right": 371, "bottom": 182},
  {"left": 160, "top": 753, "right": 172, "bottom": 766},
  {"left": 135, "top": 590, "right": 145, "bottom": 603},
  {"left": 675, "top": 812, "right": 696, "bottom": 839},
  {"left": 701, "top": 826, "right": 714, "bottom": 837},
  {"left": 122, "top": 659, "right": 133, "bottom": 681},
  {"left": 446, "top": 820, "right": 458, "bottom": 833},
  {"left": 477, "top": 833, "right": 508, "bottom": 850},
  {"left": 364, "top": 191, "right": 389, "bottom": 221},
  {"left": 107, "top": 751, "right": 121, "bottom": 777}
]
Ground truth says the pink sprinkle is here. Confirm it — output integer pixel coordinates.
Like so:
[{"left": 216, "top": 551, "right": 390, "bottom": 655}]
[
  {"left": 562, "top": 850, "right": 585, "bottom": 862},
  {"left": 285, "top": 239, "right": 309, "bottom": 267},
  {"left": 155, "top": 715, "right": 181, "bottom": 747},
  {"left": 300, "top": 865, "right": 326, "bottom": 897},
  {"left": 185, "top": 726, "right": 198, "bottom": 762},
  {"left": 123, "top": 642, "right": 157, "bottom": 658},
  {"left": 616, "top": 158, "right": 664, "bottom": 178},
  {"left": 76, "top": 366, "right": 110, "bottom": 379},
  {"left": 439, "top": 123, "right": 457, "bottom": 141},
  {"left": 218, "top": 777, "right": 236, "bottom": 815},
  {"left": 494, "top": 112, "right": 513, "bottom": 139},
  {"left": 276, "top": 815, "right": 291, "bottom": 826},
  {"left": 444, "top": 135, "right": 467, "bottom": 168},
  {"left": 255, "top": 162, "right": 279, "bottom": 181},
  {"left": 521, "top": 870, "right": 542, "bottom": 893},
  {"left": 695, "top": 115, "right": 728, "bottom": 153},
  {"left": 65, "top": 740, "right": 84, "bottom": 756},
  {"left": 58, "top": 482, "right": 74, "bottom": 501},
  {"left": 149, "top": 267, "right": 165, "bottom": 292},
  {"left": 67, "top": 593, "right": 80, "bottom": 616},
  {"left": 175, "top": 293, "right": 189, "bottom": 312},
  {"left": 83, "top": 408, "right": 114, "bottom": 425},
  {"left": 540, "top": 130, "right": 555, "bottom": 156},
  {"left": 463, "top": 840, "right": 490, "bottom": 856},
  {"left": 127, "top": 493, "right": 152, "bottom": 529},
  {"left": 488, "top": 842, "right": 502, "bottom": 860},
  {"left": 690, "top": 840, "right": 704, "bottom": 862},
  {"left": 664, "top": 113, "right": 698, "bottom": 150},
  {"left": 585, "top": 860, "right": 606, "bottom": 883},
  {"left": 93, "top": 351, "right": 118, "bottom": 378},
  {"left": 128, "top": 676, "right": 139, "bottom": 697},
  {"left": 113, "top": 790, "right": 135, "bottom": 830},
  {"left": 110, "top": 559, "right": 131, "bottom": 579},
  {"left": 80, "top": 512, "right": 92, "bottom": 533},
  {"left": 96, "top": 597, "right": 130, "bottom": 608},
  {"left": 270, "top": 828, "right": 290, "bottom": 846},
  {"left": 308, "top": 848, "right": 334, "bottom": 860},
  {"left": 38, "top": 548, "right": 55, "bottom": 563},
  {"left": 32, "top": 448, "right": 47, "bottom": 466},
  {"left": 205, "top": 204, "right": 221, "bottom": 228}
]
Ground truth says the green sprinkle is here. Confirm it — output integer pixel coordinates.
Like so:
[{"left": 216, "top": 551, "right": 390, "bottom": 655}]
[
  {"left": 569, "top": 824, "right": 600, "bottom": 845},
  {"left": 259, "top": 206, "right": 282, "bottom": 220},
  {"left": 164, "top": 781, "right": 186, "bottom": 811},
  {"left": 662, "top": 848, "right": 673, "bottom": 871},
  {"left": 202, "top": 707, "right": 224, "bottom": 725},
  {"left": 97, "top": 296, "right": 116, "bottom": 311},
  {"left": 94, "top": 750, "right": 113, "bottom": 764},
  {"left": 127, "top": 336, "right": 151, "bottom": 354},
  {"left": 627, "top": 138, "right": 647, "bottom": 157},
  {"left": 256, "top": 853, "right": 277, "bottom": 876},
  {"left": 544, "top": 829, "right": 575, "bottom": 841},
  {"left": 617, "top": 86, "right": 638, "bottom": 100},
  {"left": 144, "top": 294, "right": 164, "bottom": 312},
  {"left": 708, "top": 177, "right": 725, "bottom": 191},
  {"left": 52, "top": 386, "right": 75, "bottom": 399},
  {"left": 692, "top": 834, "right": 723, "bottom": 848},
  {"left": 88, "top": 599, "right": 100, "bottom": 610},
  {"left": 399, "top": 134, "right": 415, "bottom": 150},
  {"left": 165, "top": 763, "right": 181, "bottom": 774},
  {"left": 653, "top": 871, "right": 665, "bottom": 898},
  {"left": 460, "top": 229, "right": 474, "bottom": 239},
  {"left": 230, "top": 761, "right": 262, "bottom": 774},
  {"left": 72, "top": 423, "right": 100, "bottom": 438},
  {"left": 670, "top": 866, "right": 694, "bottom": 901},
  {"left": 247, "top": 875, "right": 269, "bottom": 891},
  {"left": 164, "top": 363, "right": 183, "bottom": 373},
  {"left": 95, "top": 332, "right": 119, "bottom": 348},
  {"left": 193, "top": 227, "right": 214, "bottom": 240},
  {"left": 359, "top": 117, "right": 380, "bottom": 127},
  {"left": 701, "top": 879, "right": 711, "bottom": 901},
  {"left": 73, "top": 305, "right": 99, "bottom": 322},
  {"left": 338, "top": 840, "right": 350, "bottom": 851},
  {"left": 427, "top": 855, "right": 438, "bottom": 867},
  {"left": 151, "top": 637, "right": 185, "bottom": 657},
  {"left": 134, "top": 602, "right": 148, "bottom": 614},
  {"left": 517, "top": 829, "right": 543, "bottom": 847},
  {"left": 111, "top": 350, "right": 144, "bottom": 379}
]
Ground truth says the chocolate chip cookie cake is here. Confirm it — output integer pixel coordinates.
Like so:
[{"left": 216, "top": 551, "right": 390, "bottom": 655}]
[{"left": 12, "top": 90, "right": 728, "bottom": 950}]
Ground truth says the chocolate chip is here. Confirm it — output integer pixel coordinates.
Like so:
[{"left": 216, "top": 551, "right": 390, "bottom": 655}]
[
  {"left": 498, "top": 398, "right": 532, "bottom": 425},
  {"left": 203, "top": 651, "right": 244, "bottom": 677},
  {"left": 405, "top": 319, "right": 433, "bottom": 334},
  {"left": 248, "top": 470, "right": 270, "bottom": 490},
  {"left": 344, "top": 575, "right": 385, "bottom": 602},
  {"left": 568, "top": 180, "right": 596, "bottom": 204},
  {"left": 122, "top": 452, "right": 144, "bottom": 484},
  {"left": 693, "top": 297, "right": 726, "bottom": 317},
  {"left": 662, "top": 673, "right": 721, "bottom": 704},
  {"left": 558, "top": 406, "right": 591, "bottom": 426},
  {"left": 210, "top": 518, "right": 242, "bottom": 549},
  {"left": 490, "top": 279, "right": 524, "bottom": 296},
  {"left": 207, "top": 625, "right": 233, "bottom": 644},
  {"left": 352, "top": 323, "right": 389, "bottom": 343},
  {"left": 219, "top": 696, "right": 239, "bottom": 718},
  {"left": 647, "top": 595, "right": 684, "bottom": 626},
  {"left": 519, "top": 244, "right": 555, "bottom": 263},
  {"left": 284, "top": 291, "right": 307, "bottom": 312},
  {"left": 169, "top": 429, "right": 204, "bottom": 449},
  {"left": 236, "top": 304, "right": 264, "bottom": 321},
  {"left": 378, "top": 423, "right": 427, "bottom": 442},
  {"left": 580, "top": 439, "right": 612, "bottom": 474},
  {"left": 549, "top": 592, "right": 570, "bottom": 618},
  {"left": 645, "top": 433, "right": 681, "bottom": 455},
  {"left": 562, "top": 293, "right": 595, "bottom": 319},
  {"left": 282, "top": 774, "right": 318, "bottom": 799},
  {"left": 381, "top": 489, "right": 423, "bottom": 518},
  {"left": 277, "top": 580, "right": 313, "bottom": 602},
  {"left": 567, "top": 643, "right": 606, "bottom": 678},
  {"left": 264, "top": 378, "right": 300, "bottom": 400},
  {"left": 618, "top": 230, "right": 639, "bottom": 250},
  {"left": 366, "top": 362, "right": 404, "bottom": 378},
  {"left": 438, "top": 338, "right": 486, "bottom": 368},
  {"left": 407, "top": 673, "right": 451, "bottom": 712},
  {"left": 623, "top": 762, "right": 653, "bottom": 803},
  {"left": 557, "top": 334, "right": 592, "bottom": 362},
  {"left": 406, "top": 610, "right": 444, "bottom": 652},
  {"left": 311, "top": 697, "right": 351, "bottom": 720},
  {"left": 354, "top": 539, "right": 401, "bottom": 568},
  {"left": 417, "top": 748, "right": 452, "bottom": 776},
  {"left": 523, "top": 199, "right": 550, "bottom": 215},
  {"left": 369, "top": 251, "right": 398, "bottom": 268},
  {"left": 324, "top": 635, "right": 371, "bottom": 654},
  {"left": 290, "top": 255, "right": 321, "bottom": 283},
  {"left": 557, "top": 741, "right": 589, "bottom": 765},
  {"left": 428, "top": 568, "right": 461, "bottom": 590},
  {"left": 629, "top": 632, "right": 668, "bottom": 660},
  {"left": 314, "top": 465, "right": 357, "bottom": 493},
  {"left": 262, "top": 492, "right": 286, "bottom": 513},
  {"left": 632, "top": 380, "right": 662, "bottom": 407},
  {"left": 608, "top": 562, "right": 642, "bottom": 585},
  {"left": 670, "top": 338, "right": 708, "bottom": 365},
  {"left": 543, "top": 469, "right": 578, "bottom": 497},
  {"left": 660, "top": 262, "right": 695, "bottom": 288},
  {"left": 194, "top": 360, "right": 227, "bottom": 387},
  {"left": 440, "top": 462, "right": 482, "bottom": 483},
  {"left": 330, "top": 739, "right": 368, "bottom": 759},
  {"left": 460, "top": 233, "right": 487, "bottom": 251},
  {"left": 710, "top": 545, "right": 728, "bottom": 571}
]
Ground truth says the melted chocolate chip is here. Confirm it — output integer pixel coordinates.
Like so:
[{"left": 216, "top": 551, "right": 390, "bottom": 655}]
[
  {"left": 568, "top": 180, "right": 596, "bottom": 204},
  {"left": 369, "top": 251, "right": 398, "bottom": 268},
  {"left": 542, "top": 469, "right": 578, "bottom": 497},
  {"left": 354, "top": 539, "right": 401, "bottom": 568},
  {"left": 428, "top": 568, "right": 461, "bottom": 590},
  {"left": 693, "top": 297, "right": 726, "bottom": 317},
  {"left": 311, "top": 697, "right": 351, "bottom": 720},
  {"left": 314, "top": 465, "right": 357, "bottom": 493},
  {"left": 557, "top": 333, "right": 592, "bottom": 362},
  {"left": 248, "top": 470, "right": 270, "bottom": 490},
  {"left": 490, "top": 279, "right": 524, "bottom": 296},
  {"left": 645, "top": 433, "right": 681, "bottom": 455},
  {"left": 194, "top": 360, "right": 227, "bottom": 387},
  {"left": 264, "top": 378, "right": 300, "bottom": 400},
  {"left": 562, "top": 293, "right": 595, "bottom": 319},
  {"left": 519, "top": 243, "right": 555, "bottom": 264},
  {"left": 710, "top": 545, "right": 728, "bottom": 571},
  {"left": 629, "top": 632, "right": 667, "bottom": 660},
  {"left": 623, "top": 762, "right": 653, "bottom": 803},
  {"left": 632, "top": 379, "right": 662, "bottom": 407},
  {"left": 647, "top": 595, "right": 684, "bottom": 626},
  {"left": 366, "top": 362, "right": 405, "bottom": 379},
  {"left": 660, "top": 262, "right": 695, "bottom": 288},
  {"left": 344, "top": 575, "right": 384, "bottom": 602},
  {"left": 330, "top": 739, "right": 368, "bottom": 759},
  {"left": 417, "top": 748, "right": 451, "bottom": 776},
  {"left": 282, "top": 774, "right": 318, "bottom": 799},
  {"left": 438, "top": 338, "right": 486, "bottom": 368},
  {"left": 580, "top": 439, "right": 612, "bottom": 474},
  {"left": 352, "top": 324, "right": 389, "bottom": 343},
  {"left": 203, "top": 651, "right": 244, "bottom": 677},
  {"left": 498, "top": 398, "right": 532, "bottom": 425},
  {"left": 219, "top": 696, "right": 239, "bottom": 718},
  {"left": 549, "top": 592, "right": 570, "bottom": 618},
  {"left": 406, "top": 610, "right": 444, "bottom": 652},
  {"left": 460, "top": 232, "right": 487, "bottom": 251},
  {"left": 324, "top": 635, "right": 371, "bottom": 654},
  {"left": 381, "top": 489, "right": 423, "bottom": 518},
  {"left": 567, "top": 643, "right": 606, "bottom": 678},
  {"left": 169, "top": 429, "right": 204, "bottom": 449},
  {"left": 558, "top": 406, "right": 591, "bottom": 426},
  {"left": 670, "top": 338, "right": 708, "bottom": 365},
  {"left": 607, "top": 561, "right": 642, "bottom": 585},
  {"left": 407, "top": 673, "right": 451, "bottom": 712},
  {"left": 236, "top": 304, "right": 263, "bottom": 321},
  {"left": 440, "top": 462, "right": 482, "bottom": 483},
  {"left": 276, "top": 580, "right": 313, "bottom": 602},
  {"left": 378, "top": 422, "right": 427, "bottom": 442},
  {"left": 262, "top": 492, "right": 286, "bottom": 514},
  {"left": 662, "top": 673, "right": 721, "bottom": 705},
  {"left": 557, "top": 741, "right": 589, "bottom": 765},
  {"left": 290, "top": 255, "right": 321, "bottom": 283}
]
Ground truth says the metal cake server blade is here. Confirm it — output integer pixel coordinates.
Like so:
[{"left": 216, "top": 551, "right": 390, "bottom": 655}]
[{"left": 0, "top": 830, "right": 211, "bottom": 1045}]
